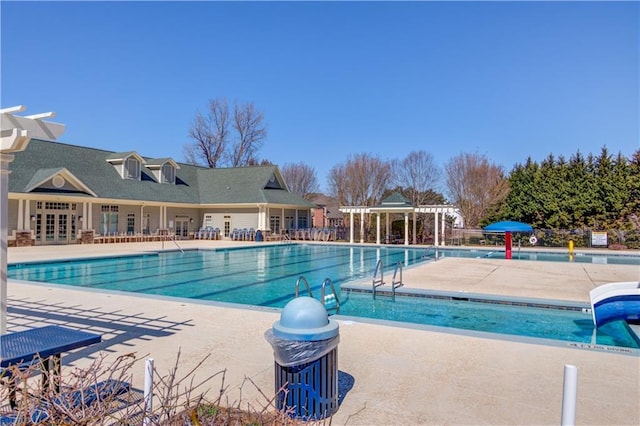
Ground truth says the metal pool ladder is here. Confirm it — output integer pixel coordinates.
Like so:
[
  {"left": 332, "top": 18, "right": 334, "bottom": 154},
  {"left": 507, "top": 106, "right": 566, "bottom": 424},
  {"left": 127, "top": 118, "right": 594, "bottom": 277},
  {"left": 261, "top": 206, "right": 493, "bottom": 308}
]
[
  {"left": 321, "top": 278, "right": 340, "bottom": 315},
  {"left": 295, "top": 276, "right": 313, "bottom": 297},
  {"left": 294, "top": 276, "right": 341, "bottom": 314},
  {"left": 373, "top": 260, "right": 403, "bottom": 300},
  {"left": 372, "top": 259, "right": 385, "bottom": 298}
]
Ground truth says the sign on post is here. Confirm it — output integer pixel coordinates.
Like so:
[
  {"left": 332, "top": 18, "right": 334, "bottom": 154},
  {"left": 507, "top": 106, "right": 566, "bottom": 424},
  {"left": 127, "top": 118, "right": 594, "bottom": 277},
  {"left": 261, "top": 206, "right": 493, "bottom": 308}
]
[{"left": 591, "top": 231, "right": 608, "bottom": 247}]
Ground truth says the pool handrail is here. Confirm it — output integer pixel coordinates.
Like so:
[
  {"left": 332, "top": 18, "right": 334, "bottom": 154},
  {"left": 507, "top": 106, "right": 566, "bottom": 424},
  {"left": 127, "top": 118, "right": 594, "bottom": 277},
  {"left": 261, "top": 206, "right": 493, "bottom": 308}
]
[
  {"left": 391, "top": 261, "right": 404, "bottom": 298},
  {"left": 321, "top": 278, "right": 340, "bottom": 314},
  {"left": 295, "top": 276, "right": 313, "bottom": 298},
  {"left": 372, "top": 259, "right": 384, "bottom": 299}
]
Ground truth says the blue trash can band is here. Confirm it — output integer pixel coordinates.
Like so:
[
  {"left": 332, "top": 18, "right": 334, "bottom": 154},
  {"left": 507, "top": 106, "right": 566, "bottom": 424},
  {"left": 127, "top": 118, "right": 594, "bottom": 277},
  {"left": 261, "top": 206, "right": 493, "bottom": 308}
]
[{"left": 264, "top": 329, "right": 340, "bottom": 367}]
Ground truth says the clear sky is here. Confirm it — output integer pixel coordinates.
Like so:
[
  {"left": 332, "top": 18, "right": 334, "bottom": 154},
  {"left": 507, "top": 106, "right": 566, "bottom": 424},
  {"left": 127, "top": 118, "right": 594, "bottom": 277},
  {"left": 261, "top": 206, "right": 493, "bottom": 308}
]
[{"left": 2, "top": 1, "right": 638, "bottom": 193}]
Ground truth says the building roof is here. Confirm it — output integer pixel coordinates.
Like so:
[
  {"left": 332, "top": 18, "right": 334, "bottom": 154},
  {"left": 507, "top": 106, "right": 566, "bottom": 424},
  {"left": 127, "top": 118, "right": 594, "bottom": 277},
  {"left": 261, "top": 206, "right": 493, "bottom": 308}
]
[
  {"left": 370, "top": 192, "right": 415, "bottom": 211},
  {"left": 9, "top": 139, "right": 314, "bottom": 207},
  {"left": 307, "top": 193, "right": 344, "bottom": 219}
]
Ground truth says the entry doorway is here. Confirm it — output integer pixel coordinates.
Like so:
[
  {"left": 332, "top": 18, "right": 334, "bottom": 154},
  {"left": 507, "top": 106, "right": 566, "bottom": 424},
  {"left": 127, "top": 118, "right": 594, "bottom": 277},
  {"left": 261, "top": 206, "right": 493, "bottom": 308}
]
[
  {"left": 175, "top": 217, "right": 189, "bottom": 239},
  {"left": 37, "top": 212, "right": 71, "bottom": 245}
]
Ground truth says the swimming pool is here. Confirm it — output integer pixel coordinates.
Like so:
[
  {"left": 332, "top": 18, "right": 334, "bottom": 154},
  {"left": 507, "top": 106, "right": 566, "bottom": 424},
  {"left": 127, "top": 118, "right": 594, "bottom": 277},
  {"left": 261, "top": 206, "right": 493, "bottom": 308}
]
[
  {"left": 8, "top": 244, "right": 640, "bottom": 350},
  {"left": 433, "top": 247, "right": 640, "bottom": 265}
]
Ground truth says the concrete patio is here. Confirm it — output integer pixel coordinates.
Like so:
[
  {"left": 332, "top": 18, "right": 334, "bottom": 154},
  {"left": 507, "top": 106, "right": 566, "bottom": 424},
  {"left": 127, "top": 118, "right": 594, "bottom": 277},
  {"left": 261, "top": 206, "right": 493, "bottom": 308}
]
[{"left": 4, "top": 241, "right": 639, "bottom": 425}]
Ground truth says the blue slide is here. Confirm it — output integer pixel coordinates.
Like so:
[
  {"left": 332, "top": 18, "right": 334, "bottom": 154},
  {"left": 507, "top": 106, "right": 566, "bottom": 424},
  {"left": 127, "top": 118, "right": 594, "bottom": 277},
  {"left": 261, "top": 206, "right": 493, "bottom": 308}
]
[{"left": 590, "top": 281, "right": 640, "bottom": 327}]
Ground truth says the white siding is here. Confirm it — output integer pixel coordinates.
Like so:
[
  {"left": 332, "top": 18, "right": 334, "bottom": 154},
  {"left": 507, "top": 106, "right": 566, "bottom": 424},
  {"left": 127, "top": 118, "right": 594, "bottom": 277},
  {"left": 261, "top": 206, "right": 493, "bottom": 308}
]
[{"left": 209, "top": 212, "right": 258, "bottom": 231}]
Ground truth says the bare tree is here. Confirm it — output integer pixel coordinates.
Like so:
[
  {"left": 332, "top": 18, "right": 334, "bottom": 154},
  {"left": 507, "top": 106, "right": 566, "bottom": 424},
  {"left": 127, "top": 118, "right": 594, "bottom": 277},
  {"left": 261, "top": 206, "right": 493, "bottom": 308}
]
[
  {"left": 445, "top": 152, "right": 509, "bottom": 227},
  {"left": 230, "top": 102, "right": 267, "bottom": 167},
  {"left": 281, "top": 162, "right": 320, "bottom": 199},
  {"left": 328, "top": 153, "right": 392, "bottom": 206},
  {"left": 393, "top": 150, "right": 441, "bottom": 206},
  {"left": 184, "top": 98, "right": 230, "bottom": 168},
  {"left": 184, "top": 98, "right": 267, "bottom": 168}
]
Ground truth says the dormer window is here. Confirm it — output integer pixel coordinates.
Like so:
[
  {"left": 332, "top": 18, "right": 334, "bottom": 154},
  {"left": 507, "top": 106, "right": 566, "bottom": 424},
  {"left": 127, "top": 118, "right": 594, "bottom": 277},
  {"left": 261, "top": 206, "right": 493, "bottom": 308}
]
[
  {"left": 146, "top": 158, "right": 180, "bottom": 184},
  {"left": 125, "top": 157, "right": 140, "bottom": 180},
  {"left": 106, "top": 152, "right": 146, "bottom": 180},
  {"left": 161, "top": 163, "right": 175, "bottom": 184}
]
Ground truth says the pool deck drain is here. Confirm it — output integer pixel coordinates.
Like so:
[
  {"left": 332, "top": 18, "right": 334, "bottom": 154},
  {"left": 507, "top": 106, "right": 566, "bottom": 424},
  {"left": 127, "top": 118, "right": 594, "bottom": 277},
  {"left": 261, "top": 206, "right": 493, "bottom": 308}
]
[{"left": 6, "top": 241, "right": 640, "bottom": 425}]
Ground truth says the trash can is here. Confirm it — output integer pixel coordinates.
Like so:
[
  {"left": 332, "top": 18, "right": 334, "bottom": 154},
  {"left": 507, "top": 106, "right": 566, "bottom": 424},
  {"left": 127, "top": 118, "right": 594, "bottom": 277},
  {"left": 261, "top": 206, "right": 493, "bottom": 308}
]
[{"left": 265, "top": 297, "right": 340, "bottom": 420}]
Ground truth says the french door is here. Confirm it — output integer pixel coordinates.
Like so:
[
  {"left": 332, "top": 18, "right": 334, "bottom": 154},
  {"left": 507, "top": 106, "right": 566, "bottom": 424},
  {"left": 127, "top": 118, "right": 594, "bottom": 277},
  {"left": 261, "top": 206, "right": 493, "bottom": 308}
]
[{"left": 40, "top": 212, "right": 70, "bottom": 244}]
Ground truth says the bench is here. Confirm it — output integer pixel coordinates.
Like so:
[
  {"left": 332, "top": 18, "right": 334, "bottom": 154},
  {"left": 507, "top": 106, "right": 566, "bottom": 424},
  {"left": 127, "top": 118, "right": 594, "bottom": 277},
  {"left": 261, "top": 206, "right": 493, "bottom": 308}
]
[{"left": 0, "top": 379, "right": 130, "bottom": 424}]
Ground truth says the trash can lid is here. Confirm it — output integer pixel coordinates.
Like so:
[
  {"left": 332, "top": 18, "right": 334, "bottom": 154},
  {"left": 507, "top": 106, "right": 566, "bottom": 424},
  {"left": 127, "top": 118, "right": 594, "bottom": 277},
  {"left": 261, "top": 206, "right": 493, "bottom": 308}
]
[{"left": 273, "top": 296, "right": 339, "bottom": 341}]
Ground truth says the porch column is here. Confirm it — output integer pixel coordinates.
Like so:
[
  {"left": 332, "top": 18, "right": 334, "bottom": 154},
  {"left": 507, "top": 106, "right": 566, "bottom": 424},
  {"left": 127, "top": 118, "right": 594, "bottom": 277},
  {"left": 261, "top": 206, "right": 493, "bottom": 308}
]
[
  {"left": 434, "top": 211, "right": 439, "bottom": 246},
  {"left": 82, "top": 203, "right": 87, "bottom": 231},
  {"left": 88, "top": 203, "right": 93, "bottom": 230},
  {"left": 404, "top": 212, "right": 409, "bottom": 246},
  {"left": 24, "top": 200, "right": 31, "bottom": 232},
  {"left": 17, "top": 199, "right": 24, "bottom": 231},
  {"left": 359, "top": 210, "right": 364, "bottom": 244},
  {"left": 256, "top": 205, "right": 264, "bottom": 230},
  {"left": 295, "top": 209, "right": 298, "bottom": 230},
  {"left": 376, "top": 213, "right": 380, "bottom": 245}
]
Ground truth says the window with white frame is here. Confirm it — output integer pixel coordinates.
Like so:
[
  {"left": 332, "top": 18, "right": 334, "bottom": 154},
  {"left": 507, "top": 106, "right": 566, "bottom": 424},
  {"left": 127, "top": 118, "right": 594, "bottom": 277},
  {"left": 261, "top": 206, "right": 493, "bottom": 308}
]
[
  {"left": 270, "top": 216, "right": 281, "bottom": 234},
  {"left": 161, "top": 163, "right": 175, "bottom": 184},
  {"left": 100, "top": 205, "right": 119, "bottom": 235},
  {"left": 298, "top": 216, "right": 308, "bottom": 229},
  {"left": 125, "top": 157, "right": 140, "bottom": 180}
]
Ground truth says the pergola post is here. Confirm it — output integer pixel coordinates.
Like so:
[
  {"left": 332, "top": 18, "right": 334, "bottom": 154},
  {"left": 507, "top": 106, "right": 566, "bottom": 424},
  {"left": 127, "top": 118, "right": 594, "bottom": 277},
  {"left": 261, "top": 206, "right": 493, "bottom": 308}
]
[
  {"left": 441, "top": 211, "right": 446, "bottom": 246},
  {"left": 434, "top": 211, "right": 439, "bottom": 246},
  {"left": 1, "top": 154, "right": 13, "bottom": 333},
  {"left": 385, "top": 214, "right": 390, "bottom": 244},
  {"left": 404, "top": 212, "right": 409, "bottom": 246},
  {"left": 349, "top": 211, "right": 354, "bottom": 244},
  {"left": 376, "top": 213, "right": 380, "bottom": 245},
  {"left": 359, "top": 211, "right": 364, "bottom": 243},
  {"left": 412, "top": 211, "right": 416, "bottom": 245},
  {"left": 1, "top": 106, "right": 65, "bottom": 334}
]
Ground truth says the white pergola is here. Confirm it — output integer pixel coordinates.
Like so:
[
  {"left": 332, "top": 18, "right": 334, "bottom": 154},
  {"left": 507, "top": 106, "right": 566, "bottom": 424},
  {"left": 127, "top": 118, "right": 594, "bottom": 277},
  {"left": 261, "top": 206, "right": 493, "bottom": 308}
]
[
  {"left": 340, "top": 200, "right": 458, "bottom": 246},
  {"left": 1, "top": 105, "right": 66, "bottom": 334},
  {"left": 415, "top": 204, "right": 459, "bottom": 246}
]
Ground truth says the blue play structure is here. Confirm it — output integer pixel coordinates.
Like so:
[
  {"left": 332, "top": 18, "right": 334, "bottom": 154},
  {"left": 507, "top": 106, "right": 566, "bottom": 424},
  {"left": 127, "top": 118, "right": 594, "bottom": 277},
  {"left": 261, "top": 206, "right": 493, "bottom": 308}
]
[{"left": 590, "top": 281, "right": 640, "bottom": 327}]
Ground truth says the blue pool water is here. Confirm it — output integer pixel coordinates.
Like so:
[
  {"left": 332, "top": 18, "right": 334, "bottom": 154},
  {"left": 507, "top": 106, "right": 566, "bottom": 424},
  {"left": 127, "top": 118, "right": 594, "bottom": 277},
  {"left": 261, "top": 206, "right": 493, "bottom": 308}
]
[
  {"left": 434, "top": 248, "right": 640, "bottom": 265},
  {"left": 8, "top": 245, "right": 640, "bottom": 349}
]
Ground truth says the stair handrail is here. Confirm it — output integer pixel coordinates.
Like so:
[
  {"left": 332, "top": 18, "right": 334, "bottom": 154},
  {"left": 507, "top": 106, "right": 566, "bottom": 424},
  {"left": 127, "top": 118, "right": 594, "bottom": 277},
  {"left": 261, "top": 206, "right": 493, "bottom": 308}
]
[
  {"left": 372, "top": 259, "right": 384, "bottom": 298},
  {"left": 171, "top": 234, "right": 184, "bottom": 254},
  {"left": 161, "top": 232, "right": 184, "bottom": 253},
  {"left": 320, "top": 278, "right": 340, "bottom": 314},
  {"left": 391, "top": 261, "right": 403, "bottom": 299},
  {"left": 295, "top": 276, "right": 313, "bottom": 297}
]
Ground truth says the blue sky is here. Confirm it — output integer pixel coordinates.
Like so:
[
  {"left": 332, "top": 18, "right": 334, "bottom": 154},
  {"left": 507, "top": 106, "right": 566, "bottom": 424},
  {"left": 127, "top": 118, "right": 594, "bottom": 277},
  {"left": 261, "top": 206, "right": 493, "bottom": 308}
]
[{"left": 2, "top": 1, "right": 638, "bottom": 193}]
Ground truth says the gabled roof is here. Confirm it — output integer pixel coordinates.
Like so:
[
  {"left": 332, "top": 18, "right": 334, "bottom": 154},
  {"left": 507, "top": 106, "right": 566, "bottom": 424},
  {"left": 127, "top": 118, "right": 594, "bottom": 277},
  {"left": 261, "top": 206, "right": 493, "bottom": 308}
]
[
  {"left": 8, "top": 139, "right": 313, "bottom": 207},
  {"left": 106, "top": 151, "right": 147, "bottom": 164},
  {"left": 145, "top": 158, "right": 181, "bottom": 169},
  {"left": 23, "top": 167, "right": 97, "bottom": 197},
  {"left": 196, "top": 165, "right": 314, "bottom": 206}
]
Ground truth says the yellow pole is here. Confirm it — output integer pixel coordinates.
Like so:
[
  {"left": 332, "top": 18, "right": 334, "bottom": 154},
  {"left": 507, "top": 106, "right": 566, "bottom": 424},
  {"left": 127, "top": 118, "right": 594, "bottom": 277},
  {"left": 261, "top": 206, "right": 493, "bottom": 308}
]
[{"left": 568, "top": 239, "right": 574, "bottom": 261}]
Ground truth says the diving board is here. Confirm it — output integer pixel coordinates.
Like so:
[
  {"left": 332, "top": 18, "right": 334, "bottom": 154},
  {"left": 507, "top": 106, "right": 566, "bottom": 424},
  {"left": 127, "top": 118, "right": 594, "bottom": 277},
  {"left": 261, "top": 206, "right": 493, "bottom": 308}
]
[{"left": 589, "top": 281, "right": 640, "bottom": 327}]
